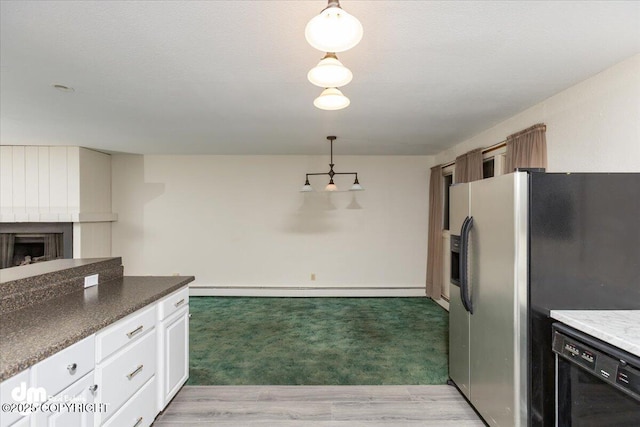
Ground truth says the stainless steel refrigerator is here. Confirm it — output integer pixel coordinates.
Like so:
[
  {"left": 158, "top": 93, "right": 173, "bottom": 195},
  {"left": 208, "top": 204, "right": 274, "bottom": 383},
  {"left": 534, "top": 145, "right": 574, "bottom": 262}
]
[{"left": 448, "top": 170, "right": 640, "bottom": 426}]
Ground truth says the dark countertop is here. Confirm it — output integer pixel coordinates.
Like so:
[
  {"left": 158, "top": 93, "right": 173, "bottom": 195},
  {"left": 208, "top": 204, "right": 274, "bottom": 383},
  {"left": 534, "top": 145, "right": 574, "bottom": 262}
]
[
  {"left": 0, "top": 258, "right": 116, "bottom": 284},
  {"left": 0, "top": 275, "right": 194, "bottom": 381}
]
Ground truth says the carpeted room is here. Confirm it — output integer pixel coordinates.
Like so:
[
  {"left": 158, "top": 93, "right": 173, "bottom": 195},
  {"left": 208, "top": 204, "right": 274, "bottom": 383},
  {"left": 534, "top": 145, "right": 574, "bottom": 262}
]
[{"left": 188, "top": 297, "right": 449, "bottom": 385}]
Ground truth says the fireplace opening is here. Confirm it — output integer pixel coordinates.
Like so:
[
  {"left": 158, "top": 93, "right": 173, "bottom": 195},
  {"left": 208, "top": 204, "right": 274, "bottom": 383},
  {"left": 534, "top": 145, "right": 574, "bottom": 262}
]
[
  {"left": 1, "top": 223, "right": 73, "bottom": 269},
  {"left": 12, "top": 234, "right": 60, "bottom": 266}
]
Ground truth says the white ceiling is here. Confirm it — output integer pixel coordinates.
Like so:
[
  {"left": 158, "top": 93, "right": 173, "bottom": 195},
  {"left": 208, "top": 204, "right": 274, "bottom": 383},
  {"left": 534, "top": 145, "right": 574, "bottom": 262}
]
[{"left": 1, "top": 1, "right": 639, "bottom": 155}]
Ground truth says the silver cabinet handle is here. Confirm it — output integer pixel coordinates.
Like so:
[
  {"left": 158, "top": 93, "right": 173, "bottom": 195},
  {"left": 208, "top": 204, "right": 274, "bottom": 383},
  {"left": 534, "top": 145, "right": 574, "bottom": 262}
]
[
  {"left": 133, "top": 416, "right": 143, "bottom": 427},
  {"left": 126, "top": 325, "right": 144, "bottom": 338},
  {"left": 126, "top": 364, "right": 144, "bottom": 380},
  {"left": 89, "top": 384, "right": 98, "bottom": 393},
  {"left": 188, "top": 313, "right": 192, "bottom": 319},
  {"left": 174, "top": 298, "right": 185, "bottom": 307},
  {"left": 67, "top": 363, "right": 77, "bottom": 374}
]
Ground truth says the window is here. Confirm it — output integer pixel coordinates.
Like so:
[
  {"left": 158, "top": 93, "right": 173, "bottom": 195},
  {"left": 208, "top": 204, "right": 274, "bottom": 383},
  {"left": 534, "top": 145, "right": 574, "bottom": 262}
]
[
  {"left": 442, "top": 173, "right": 453, "bottom": 230},
  {"left": 483, "top": 158, "right": 495, "bottom": 179}
]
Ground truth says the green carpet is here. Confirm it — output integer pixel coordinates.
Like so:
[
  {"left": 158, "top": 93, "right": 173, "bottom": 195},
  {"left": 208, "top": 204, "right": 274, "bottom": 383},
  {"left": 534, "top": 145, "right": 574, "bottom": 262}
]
[{"left": 188, "top": 297, "right": 448, "bottom": 385}]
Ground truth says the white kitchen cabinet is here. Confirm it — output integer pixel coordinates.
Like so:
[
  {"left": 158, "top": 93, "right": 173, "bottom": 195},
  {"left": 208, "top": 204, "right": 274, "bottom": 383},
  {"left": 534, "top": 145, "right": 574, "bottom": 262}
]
[
  {"left": 34, "top": 371, "right": 96, "bottom": 427},
  {"left": 156, "top": 286, "right": 189, "bottom": 411},
  {"left": 1, "top": 284, "right": 190, "bottom": 427},
  {"left": 94, "top": 325, "right": 156, "bottom": 425},
  {"left": 102, "top": 377, "right": 156, "bottom": 427},
  {"left": 31, "top": 335, "right": 95, "bottom": 399},
  {"left": 0, "top": 369, "right": 30, "bottom": 427}
]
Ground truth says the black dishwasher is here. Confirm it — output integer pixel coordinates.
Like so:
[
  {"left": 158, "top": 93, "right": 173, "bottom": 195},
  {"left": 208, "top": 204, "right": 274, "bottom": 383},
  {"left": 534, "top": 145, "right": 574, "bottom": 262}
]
[{"left": 552, "top": 323, "right": 640, "bottom": 426}]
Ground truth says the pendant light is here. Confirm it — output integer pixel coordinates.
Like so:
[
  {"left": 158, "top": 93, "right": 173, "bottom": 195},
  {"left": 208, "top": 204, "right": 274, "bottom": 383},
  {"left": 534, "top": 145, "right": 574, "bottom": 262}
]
[
  {"left": 305, "top": 0, "right": 363, "bottom": 53},
  {"left": 307, "top": 53, "right": 353, "bottom": 88},
  {"left": 313, "top": 88, "right": 350, "bottom": 111},
  {"left": 300, "top": 136, "right": 364, "bottom": 192}
]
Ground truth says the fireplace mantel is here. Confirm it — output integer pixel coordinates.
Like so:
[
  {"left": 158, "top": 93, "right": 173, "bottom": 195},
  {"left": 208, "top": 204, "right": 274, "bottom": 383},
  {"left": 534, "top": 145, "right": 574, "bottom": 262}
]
[{"left": 1, "top": 146, "right": 115, "bottom": 259}]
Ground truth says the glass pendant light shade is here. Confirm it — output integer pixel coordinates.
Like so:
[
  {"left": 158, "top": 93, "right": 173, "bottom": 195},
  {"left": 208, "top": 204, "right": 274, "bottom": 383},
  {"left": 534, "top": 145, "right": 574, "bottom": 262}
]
[
  {"left": 325, "top": 180, "right": 338, "bottom": 191},
  {"left": 307, "top": 53, "right": 353, "bottom": 88},
  {"left": 314, "top": 87, "right": 350, "bottom": 111},
  {"left": 301, "top": 177, "right": 313, "bottom": 192},
  {"left": 349, "top": 176, "right": 363, "bottom": 191},
  {"left": 305, "top": 3, "right": 363, "bottom": 53}
]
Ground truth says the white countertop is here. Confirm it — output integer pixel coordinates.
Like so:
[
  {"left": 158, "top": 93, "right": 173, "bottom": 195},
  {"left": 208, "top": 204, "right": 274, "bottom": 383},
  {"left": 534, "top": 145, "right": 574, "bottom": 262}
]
[{"left": 550, "top": 310, "right": 640, "bottom": 357}]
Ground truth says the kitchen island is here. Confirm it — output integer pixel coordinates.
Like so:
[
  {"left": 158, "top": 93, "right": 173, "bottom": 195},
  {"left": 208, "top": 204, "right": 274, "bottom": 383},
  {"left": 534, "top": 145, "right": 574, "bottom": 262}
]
[{"left": 0, "top": 257, "right": 194, "bottom": 427}]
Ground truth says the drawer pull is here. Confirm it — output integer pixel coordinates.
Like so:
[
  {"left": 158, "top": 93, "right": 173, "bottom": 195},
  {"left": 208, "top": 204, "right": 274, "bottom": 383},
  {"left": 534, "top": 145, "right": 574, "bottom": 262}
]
[
  {"left": 67, "top": 363, "right": 77, "bottom": 374},
  {"left": 174, "top": 298, "right": 185, "bottom": 307},
  {"left": 126, "top": 325, "right": 144, "bottom": 338},
  {"left": 126, "top": 364, "right": 144, "bottom": 380},
  {"left": 133, "top": 416, "right": 143, "bottom": 427},
  {"left": 89, "top": 384, "right": 98, "bottom": 393}
]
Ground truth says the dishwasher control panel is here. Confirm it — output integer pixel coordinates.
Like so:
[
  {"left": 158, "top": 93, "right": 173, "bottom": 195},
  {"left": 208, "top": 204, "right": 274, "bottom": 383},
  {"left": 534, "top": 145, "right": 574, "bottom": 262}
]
[{"left": 552, "top": 324, "right": 640, "bottom": 401}]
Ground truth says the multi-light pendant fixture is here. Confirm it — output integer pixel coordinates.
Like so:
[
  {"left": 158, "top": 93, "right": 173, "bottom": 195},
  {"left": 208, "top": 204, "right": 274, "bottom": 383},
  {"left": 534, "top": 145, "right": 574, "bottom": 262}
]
[
  {"left": 305, "top": 0, "right": 362, "bottom": 110},
  {"left": 301, "top": 136, "right": 364, "bottom": 192}
]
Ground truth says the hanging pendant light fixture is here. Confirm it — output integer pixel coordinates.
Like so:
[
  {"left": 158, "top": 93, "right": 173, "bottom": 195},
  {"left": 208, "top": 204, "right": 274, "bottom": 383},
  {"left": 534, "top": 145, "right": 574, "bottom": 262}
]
[
  {"left": 313, "top": 87, "right": 350, "bottom": 111},
  {"left": 308, "top": 52, "right": 353, "bottom": 88},
  {"left": 305, "top": 0, "right": 363, "bottom": 53},
  {"left": 300, "top": 136, "right": 364, "bottom": 192}
]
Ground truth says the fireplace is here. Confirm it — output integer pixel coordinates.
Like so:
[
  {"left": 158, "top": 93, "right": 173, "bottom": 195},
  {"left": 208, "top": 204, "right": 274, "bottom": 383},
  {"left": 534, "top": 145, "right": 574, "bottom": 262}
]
[{"left": 0, "top": 223, "right": 73, "bottom": 269}]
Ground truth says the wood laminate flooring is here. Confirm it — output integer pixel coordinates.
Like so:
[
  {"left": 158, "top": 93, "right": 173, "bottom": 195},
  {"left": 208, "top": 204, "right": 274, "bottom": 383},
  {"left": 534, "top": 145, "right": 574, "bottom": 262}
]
[{"left": 153, "top": 385, "right": 485, "bottom": 426}]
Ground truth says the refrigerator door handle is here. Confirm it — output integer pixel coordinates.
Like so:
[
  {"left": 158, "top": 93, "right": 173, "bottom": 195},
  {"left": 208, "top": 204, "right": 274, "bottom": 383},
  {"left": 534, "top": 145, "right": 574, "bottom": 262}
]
[
  {"left": 458, "top": 216, "right": 469, "bottom": 311},
  {"left": 459, "top": 216, "right": 470, "bottom": 312},
  {"left": 460, "top": 216, "right": 474, "bottom": 314}
]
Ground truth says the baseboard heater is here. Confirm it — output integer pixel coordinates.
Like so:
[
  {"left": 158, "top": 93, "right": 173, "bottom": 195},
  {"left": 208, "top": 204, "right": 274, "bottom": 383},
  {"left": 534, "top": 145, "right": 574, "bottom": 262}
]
[{"left": 189, "top": 285, "right": 426, "bottom": 298}]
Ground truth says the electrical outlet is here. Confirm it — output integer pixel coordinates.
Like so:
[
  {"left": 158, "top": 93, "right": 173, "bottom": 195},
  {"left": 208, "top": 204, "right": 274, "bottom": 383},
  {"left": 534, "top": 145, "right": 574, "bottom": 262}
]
[
  {"left": 84, "top": 274, "right": 99, "bottom": 288},
  {"left": 311, "top": 273, "right": 316, "bottom": 281}
]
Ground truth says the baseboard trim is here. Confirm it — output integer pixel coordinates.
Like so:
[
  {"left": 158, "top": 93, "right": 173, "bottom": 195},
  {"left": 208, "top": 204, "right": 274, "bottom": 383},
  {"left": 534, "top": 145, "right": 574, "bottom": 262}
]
[
  {"left": 189, "top": 285, "right": 427, "bottom": 297},
  {"left": 434, "top": 298, "right": 449, "bottom": 311}
]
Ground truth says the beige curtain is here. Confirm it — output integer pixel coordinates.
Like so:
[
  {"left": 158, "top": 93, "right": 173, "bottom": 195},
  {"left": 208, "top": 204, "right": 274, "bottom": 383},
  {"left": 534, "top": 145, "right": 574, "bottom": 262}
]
[
  {"left": 43, "top": 234, "right": 63, "bottom": 261},
  {"left": 1, "top": 234, "right": 15, "bottom": 269},
  {"left": 454, "top": 148, "right": 484, "bottom": 183},
  {"left": 426, "top": 165, "right": 444, "bottom": 299},
  {"left": 505, "top": 123, "right": 547, "bottom": 172}
]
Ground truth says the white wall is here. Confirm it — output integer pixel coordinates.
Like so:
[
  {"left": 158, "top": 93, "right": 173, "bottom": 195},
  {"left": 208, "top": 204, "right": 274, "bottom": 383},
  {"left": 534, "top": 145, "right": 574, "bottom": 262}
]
[
  {"left": 435, "top": 54, "right": 640, "bottom": 172},
  {"left": 111, "top": 154, "right": 433, "bottom": 295}
]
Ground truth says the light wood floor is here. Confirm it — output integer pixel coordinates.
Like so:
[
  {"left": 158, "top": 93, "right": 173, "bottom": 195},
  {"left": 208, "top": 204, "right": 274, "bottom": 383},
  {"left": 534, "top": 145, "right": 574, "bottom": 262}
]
[{"left": 153, "top": 385, "right": 485, "bottom": 426}]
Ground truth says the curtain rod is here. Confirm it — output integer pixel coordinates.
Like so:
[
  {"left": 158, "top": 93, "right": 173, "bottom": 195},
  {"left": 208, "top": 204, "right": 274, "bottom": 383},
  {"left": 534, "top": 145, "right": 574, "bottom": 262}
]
[{"left": 440, "top": 139, "right": 507, "bottom": 169}]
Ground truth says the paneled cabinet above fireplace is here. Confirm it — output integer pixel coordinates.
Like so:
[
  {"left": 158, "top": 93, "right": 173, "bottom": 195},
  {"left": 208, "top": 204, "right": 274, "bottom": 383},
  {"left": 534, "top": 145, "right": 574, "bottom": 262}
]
[{"left": 0, "top": 146, "right": 117, "bottom": 223}]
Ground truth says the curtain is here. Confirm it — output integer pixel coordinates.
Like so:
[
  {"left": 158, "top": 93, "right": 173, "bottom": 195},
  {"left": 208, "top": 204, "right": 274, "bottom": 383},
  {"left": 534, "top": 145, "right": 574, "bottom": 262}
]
[
  {"left": 1, "top": 234, "right": 15, "bottom": 269},
  {"left": 454, "top": 148, "right": 484, "bottom": 183},
  {"left": 426, "top": 165, "right": 444, "bottom": 299},
  {"left": 505, "top": 123, "right": 547, "bottom": 172},
  {"left": 43, "top": 234, "right": 63, "bottom": 261}
]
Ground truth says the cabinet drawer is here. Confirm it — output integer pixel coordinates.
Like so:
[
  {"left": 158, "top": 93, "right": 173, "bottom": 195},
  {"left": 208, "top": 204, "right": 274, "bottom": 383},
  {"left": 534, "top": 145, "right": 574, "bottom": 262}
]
[
  {"left": 0, "top": 369, "right": 30, "bottom": 427},
  {"left": 96, "top": 305, "right": 157, "bottom": 363},
  {"left": 95, "top": 329, "right": 156, "bottom": 423},
  {"left": 157, "top": 287, "right": 189, "bottom": 321},
  {"left": 32, "top": 335, "right": 95, "bottom": 399},
  {"left": 102, "top": 376, "right": 156, "bottom": 427}
]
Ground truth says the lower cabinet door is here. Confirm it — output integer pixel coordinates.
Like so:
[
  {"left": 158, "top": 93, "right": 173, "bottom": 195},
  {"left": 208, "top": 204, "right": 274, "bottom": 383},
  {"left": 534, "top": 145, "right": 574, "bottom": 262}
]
[
  {"left": 102, "top": 376, "right": 156, "bottom": 427},
  {"left": 35, "top": 371, "right": 96, "bottom": 427},
  {"left": 158, "top": 307, "right": 189, "bottom": 411}
]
